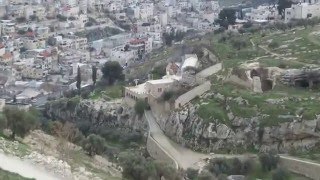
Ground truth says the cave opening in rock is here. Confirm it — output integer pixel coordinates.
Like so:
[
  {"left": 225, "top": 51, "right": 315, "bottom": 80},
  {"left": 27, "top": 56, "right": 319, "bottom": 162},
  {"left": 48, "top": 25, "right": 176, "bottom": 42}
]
[
  {"left": 295, "top": 80, "right": 310, "bottom": 88},
  {"left": 250, "top": 69, "right": 260, "bottom": 78},
  {"left": 261, "top": 79, "right": 273, "bottom": 92}
]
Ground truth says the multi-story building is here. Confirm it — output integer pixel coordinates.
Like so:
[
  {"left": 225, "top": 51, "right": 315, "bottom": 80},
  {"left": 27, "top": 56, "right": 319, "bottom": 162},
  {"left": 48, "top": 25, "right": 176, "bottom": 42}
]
[
  {"left": 285, "top": 2, "right": 320, "bottom": 22},
  {"left": 1, "top": 20, "right": 15, "bottom": 35},
  {"left": 22, "top": 37, "right": 46, "bottom": 50},
  {"left": 244, "top": 5, "right": 279, "bottom": 22}
]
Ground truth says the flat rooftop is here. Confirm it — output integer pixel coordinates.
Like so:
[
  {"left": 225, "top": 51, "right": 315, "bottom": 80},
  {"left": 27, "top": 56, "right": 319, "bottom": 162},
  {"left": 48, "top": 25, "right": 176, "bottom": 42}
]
[
  {"left": 126, "top": 83, "right": 147, "bottom": 94},
  {"left": 147, "top": 78, "right": 174, "bottom": 85}
]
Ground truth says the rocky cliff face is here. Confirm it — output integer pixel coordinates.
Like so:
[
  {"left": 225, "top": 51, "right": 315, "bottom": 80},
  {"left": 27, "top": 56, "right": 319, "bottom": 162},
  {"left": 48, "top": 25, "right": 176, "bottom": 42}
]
[
  {"left": 158, "top": 96, "right": 320, "bottom": 153},
  {"left": 45, "top": 98, "right": 147, "bottom": 132}
]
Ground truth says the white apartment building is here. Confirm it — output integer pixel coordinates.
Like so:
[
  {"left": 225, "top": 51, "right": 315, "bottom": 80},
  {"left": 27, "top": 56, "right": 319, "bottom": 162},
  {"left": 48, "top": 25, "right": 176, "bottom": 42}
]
[
  {"left": 1, "top": 20, "right": 15, "bottom": 35},
  {"left": 110, "top": 46, "right": 138, "bottom": 65},
  {"left": 244, "top": 5, "right": 279, "bottom": 22},
  {"left": 140, "top": 3, "right": 154, "bottom": 20},
  {"left": 22, "top": 37, "right": 46, "bottom": 50},
  {"left": 105, "top": 1, "right": 124, "bottom": 13},
  {"left": 285, "top": 2, "right": 320, "bottom": 22}
]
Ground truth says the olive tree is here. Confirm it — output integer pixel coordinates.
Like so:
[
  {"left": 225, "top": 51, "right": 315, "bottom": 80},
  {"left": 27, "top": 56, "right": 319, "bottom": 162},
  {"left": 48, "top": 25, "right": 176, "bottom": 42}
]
[
  {"left": 82, "top": 134, "right": 106, "bottom": 156},
  {"left": 3, "top": 107, "right": 39, "bottom": 139}
]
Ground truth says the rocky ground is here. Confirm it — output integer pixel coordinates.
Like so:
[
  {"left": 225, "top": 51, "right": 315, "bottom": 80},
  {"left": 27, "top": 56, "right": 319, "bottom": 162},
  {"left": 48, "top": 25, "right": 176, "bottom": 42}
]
[
  {"left": 158, "top": 91, "right": 320, "bottom": 154},
  {"left": 0, "top": 130, "right": 122, "bottom": 180}
]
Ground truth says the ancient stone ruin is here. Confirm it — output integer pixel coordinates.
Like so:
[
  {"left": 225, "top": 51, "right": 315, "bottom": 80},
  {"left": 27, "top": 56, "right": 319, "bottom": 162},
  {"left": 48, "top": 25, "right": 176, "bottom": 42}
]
[{"left": 281, "top": 68, "right": 320, "bottom": 88}]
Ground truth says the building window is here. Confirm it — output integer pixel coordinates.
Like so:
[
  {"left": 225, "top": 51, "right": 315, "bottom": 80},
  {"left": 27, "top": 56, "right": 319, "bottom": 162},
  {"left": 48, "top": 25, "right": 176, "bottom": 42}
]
[{"left": 158, "top": 88, "right": 162, "bottom": 92}]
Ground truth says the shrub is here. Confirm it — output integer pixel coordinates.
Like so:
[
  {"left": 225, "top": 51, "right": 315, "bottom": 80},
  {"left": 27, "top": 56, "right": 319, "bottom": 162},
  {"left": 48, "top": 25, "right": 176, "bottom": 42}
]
[
  {"left": 278, "top": 63, "right": 287, "bottom": 69},
  {"left": 197, "top": 171, "right": 215, "bottom": 180},
  {"left": 82, "top": 134, "right": 106, "bottom": 156},
  {"left": 186, "top": 168, "right": 198, "bottom": 180},
  {"left": 134, "top": 100, "right": 149, "bottom": 116},
  {"left": 0, "top": 113, "right": 7, "bottom": 131},
  {"left": 151, "top": 64, "right": 166, "bottom": 79},
  {"left": 259, "top": 152, "right": 279, "bottom": 172},
  {"left": 272, "top": 168, "right": 290, "bottom": 180},
  {"left": 162, "top": 91, "right": 175, "bottom": 101},
  {"left": 268, "top": 41, "right": 280, "bottom": 49}
]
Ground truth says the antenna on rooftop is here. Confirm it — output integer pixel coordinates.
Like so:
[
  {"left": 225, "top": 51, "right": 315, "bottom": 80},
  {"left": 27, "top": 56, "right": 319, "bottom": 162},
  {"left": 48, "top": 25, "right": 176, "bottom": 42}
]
[{"left": 134, "top": 79, "right": 139, "bottom": 86}]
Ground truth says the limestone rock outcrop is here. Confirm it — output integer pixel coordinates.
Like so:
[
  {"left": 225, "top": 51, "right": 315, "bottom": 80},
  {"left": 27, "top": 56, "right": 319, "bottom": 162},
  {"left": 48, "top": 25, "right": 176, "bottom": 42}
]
[{"left": 159, "top": 105, "right": 320, "bottom": 153}]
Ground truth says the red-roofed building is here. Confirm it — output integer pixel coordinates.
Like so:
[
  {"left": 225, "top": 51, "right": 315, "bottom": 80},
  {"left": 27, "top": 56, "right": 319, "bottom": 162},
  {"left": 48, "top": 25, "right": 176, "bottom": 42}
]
[{"left": 39, "top": 50, "right": 51, "bottom": 58}]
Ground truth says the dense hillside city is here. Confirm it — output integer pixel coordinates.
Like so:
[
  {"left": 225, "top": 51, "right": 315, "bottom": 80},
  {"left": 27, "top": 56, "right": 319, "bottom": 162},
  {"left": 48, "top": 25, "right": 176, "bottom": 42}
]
[{"left": 0, "top": 0, "right": 320, "bottom": 179}]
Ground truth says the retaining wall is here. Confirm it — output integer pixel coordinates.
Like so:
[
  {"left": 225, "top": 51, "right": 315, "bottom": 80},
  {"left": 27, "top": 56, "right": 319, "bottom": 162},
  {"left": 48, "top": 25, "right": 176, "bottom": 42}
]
[
  {"left": 197, "top": 63, "right": 222, "bottom": 78},
  {"left": 174, "top": 81, "right": 211, "bottom": 109},
  {"left": 146, "top": 133, "right": 179, "bottom": 169},
  {"left": 279, "top": 156, "right": 320, "bottom": 180}
]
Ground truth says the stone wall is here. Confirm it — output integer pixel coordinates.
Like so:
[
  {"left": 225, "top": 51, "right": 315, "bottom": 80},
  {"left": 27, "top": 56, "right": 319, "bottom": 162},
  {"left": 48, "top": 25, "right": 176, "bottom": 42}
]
[
  {"left": 174, "top": 81, "right": 211, "bottom": 109},
  {"left": 146, "top": 133, "right": 179, "bottom": 169},
  {"left": 197, "top": 63, "right": 222, "bottom": 78},
  {"left": 279, "top": 156, "right": 320, "bottom": 180},
  {"left": 225, "top": 75, "right": 252, "bottom": 89}
]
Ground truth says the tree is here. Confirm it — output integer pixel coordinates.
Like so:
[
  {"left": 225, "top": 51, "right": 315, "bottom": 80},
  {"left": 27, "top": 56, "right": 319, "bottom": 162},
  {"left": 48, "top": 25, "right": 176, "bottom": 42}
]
[
  {"left": 0, "top": 113, "right": 7, "bottom": 131},
  {"left": 17, "top": 30, "right": 26, "bottom": 35},
  {"left": 174, "top": 30, "right": 185, "bottom": 42},
  {"left": 56, "top": 14, "right": 67, "bottom": 22},
  {"left": 163, "top": 32, "right": 174, "bottom": 46},
  {"left": 192, "top": 46, "right": 204, "bottom": 59},
  {"left": 231, "top": 39, "right": 247, "bottom": 50},
  {"left": 3, "top": 107, "right": 39, "bottom": 139},
  {"left": 134, "top": 100, "right": 149, "bottom": 116},
  {"left": 151, "top": 64, "right": 166, "bottom": 79},
  {"left": 101, "top": 61, "right": 124, "bottom": 85},
  {"left": 47, "top": 37, "right": 57, "bottom": 46},
  {"left": 162, "top": 91, "right": 175, "bottom": 101},
  {"left": 278, "top": 0, "right": 293, "bottom": 16},
  {"left": 76, "top": 66, "right": 81, "bottom": 95},
  {"left": 272, "top": 168, "right": 290, "bottom": 180},
  {"left": 186, "top": 168, "right": 198, "bottom": 180},
  {"left": 119, "top": 152, "right": 157, "bottom": 180},
  {"left": 238, "top": 28, "right": 246, "bottom": 35},
  {"left": 218, "top": 9, "right": 236, "bottom": 29},
  {"left": 197, "top": 171, "right": 215, "bottom": 180},
  {"left": 154, "top": 161, "right": 181, "bottom": 180},
  {"left": 259, "top": 153, "right": 279, "bottom": 172},
  {"left": 82, "top": 134, "right": 106, "bottom": 156},
  {"left": 274, "top": 22, "right": 288, "bottom": 32},
  {"left": 231, "top": 158, "right": 242, "bottom": 175},
  {"left": 124, "top": 44, "right": 129, "bottom": 51},
  {"left": 92, "top": 66, "right": 97, "bottom": 87}
]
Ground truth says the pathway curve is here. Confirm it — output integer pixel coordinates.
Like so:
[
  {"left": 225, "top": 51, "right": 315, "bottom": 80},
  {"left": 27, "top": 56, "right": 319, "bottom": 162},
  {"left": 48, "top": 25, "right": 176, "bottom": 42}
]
[
  {"left": 0, "top": 152, "right": 61, "bottom": 180},
  {"left": 145, "top": 111, "right": 243, "bottom": 169}
]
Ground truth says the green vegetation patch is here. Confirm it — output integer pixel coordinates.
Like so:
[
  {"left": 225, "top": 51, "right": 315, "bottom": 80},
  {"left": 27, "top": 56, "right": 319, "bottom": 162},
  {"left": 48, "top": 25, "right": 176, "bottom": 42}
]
[
  {"left": 90, "top": 85, "right": 123, "bottom": 100},
  {"left": 197, "top": 100, "right": 229, "bottom": 124},
  {"left": 0, "top": 168, "right": 34, "bottom": 180}
]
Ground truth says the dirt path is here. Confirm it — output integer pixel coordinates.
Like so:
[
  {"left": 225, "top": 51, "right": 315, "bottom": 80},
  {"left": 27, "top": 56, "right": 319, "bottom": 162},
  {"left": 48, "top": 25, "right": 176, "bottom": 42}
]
[{"left": 0, "top": 152, "right": 61, "bottom": 180}]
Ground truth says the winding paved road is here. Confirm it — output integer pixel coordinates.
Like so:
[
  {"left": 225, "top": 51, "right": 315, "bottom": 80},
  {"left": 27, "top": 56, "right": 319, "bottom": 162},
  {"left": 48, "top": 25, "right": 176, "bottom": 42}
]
[
  {"left": 146, "top": 111, "right": 225, "bottom": 169},
  {"left": 0, "top": 152, "right": 60, "bottom": 180}
]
